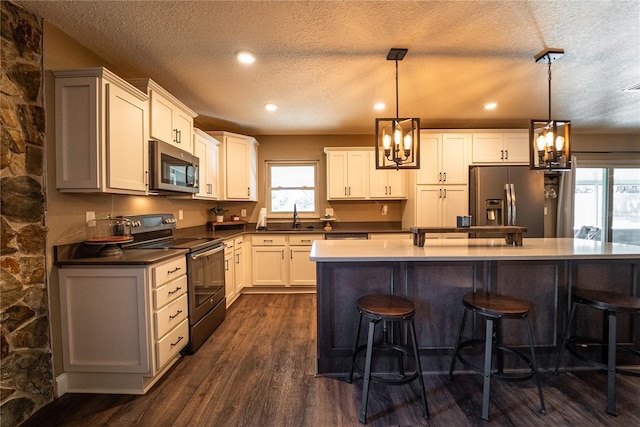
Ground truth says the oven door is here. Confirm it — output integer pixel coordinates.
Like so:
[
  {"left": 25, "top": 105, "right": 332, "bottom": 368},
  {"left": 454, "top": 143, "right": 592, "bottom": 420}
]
[{"left": 187, "top": 243, "right": 225, "bottom": 324}]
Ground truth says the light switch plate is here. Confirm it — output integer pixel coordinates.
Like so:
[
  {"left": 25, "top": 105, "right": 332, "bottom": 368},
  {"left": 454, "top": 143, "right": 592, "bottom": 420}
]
[
  {"left": 325, "top": 208, "right": 334, "bottom": 216},
  {"left": 241, "top": 209, "right": 247, "bottom": 217},
  {"left": 178, "top": 210, "right": 184, "bottom": 220}
]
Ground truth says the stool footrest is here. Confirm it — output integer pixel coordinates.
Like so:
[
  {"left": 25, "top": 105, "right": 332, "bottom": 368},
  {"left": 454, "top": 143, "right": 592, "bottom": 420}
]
[
  {"left": 351, "top": 343, "right": 421, "bottom": 385},
  {"left": 564, "top": 338, "right": 640, "bottom": 378},
  {"left": 454, "top": 339, "right": 536, "bottom": 382}
]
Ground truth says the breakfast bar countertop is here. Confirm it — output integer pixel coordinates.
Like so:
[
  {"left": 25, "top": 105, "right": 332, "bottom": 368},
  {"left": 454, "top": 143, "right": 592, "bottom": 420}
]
[{"left": 310, "top": 237, "right": 640, "bottom": 262}]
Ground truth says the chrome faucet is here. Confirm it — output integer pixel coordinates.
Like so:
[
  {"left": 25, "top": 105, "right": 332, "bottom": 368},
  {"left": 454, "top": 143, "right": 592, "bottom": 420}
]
[{"left": 292, "top": 204, "right": 300, "bottom": 228}]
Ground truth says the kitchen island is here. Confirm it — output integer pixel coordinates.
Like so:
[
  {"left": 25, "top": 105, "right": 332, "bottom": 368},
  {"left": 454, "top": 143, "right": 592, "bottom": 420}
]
[{"left": 310, "top": 238, "right": 640, "bottom": 375}]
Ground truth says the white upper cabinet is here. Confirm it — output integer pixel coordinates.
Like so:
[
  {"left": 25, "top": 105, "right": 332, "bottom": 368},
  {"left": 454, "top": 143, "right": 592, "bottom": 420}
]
[
  {"left": 325, "top": 148, "right": 369, "bottom": 199},
  {"left": 193, "top": 129, "right": 220, "bottom": 200},
  {"left": 126, "top": 78, "right": 197, "bottom": 152},
  {"left": 207, "top": 131, "right": 258, "bottom": 201},
  {"left": 471, "top": 131, "right": 529, "bottom": 164},
  {"left": 417, "top": 132, "right": 471, "bottom": 185},
  {"left": 369, "top": 157, "right": 407, "bottom": 199},
  {"left": 54, "top": 67, "right": 149, "bottom": 195}
]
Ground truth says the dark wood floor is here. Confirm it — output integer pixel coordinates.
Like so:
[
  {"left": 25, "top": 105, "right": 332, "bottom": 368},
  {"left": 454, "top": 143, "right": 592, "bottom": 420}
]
[{"left": 24, "top": 294, "right": 639, "bottom": 426}]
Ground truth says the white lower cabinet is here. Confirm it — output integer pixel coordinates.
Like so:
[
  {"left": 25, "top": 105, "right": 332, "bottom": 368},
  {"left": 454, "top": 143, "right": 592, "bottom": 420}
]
[
  {"left": 251, "top": 234, "right": 323, "bottom": 287},
  {"left": 57, "top": 255, "right": 188, "bottom": 394},
  {"left": 223, "top": 237, "right": 246, "bottom": 306}
]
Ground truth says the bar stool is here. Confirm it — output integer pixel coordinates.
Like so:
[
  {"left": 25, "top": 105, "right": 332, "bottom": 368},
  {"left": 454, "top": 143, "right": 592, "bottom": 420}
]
[
  {"left": 347, "top": 294, "right": 429, "bottom": 424},
  {"left": 448, "top": 292, "right": 546, "bottom": 421},
  {"left": 554, "top": 289, "right": 640, "bottom": 415}
]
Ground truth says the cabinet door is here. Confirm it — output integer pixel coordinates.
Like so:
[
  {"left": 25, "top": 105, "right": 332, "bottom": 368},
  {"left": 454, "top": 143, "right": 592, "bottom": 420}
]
[
  {"left": 289, "top": 246, "right": 316, "bottom": 286},
  {"left": 234, "top": 238, "right": 244, "bottom": 293},
  {"left": 252, "top": 246, "right": 287, "bottom": 286},
  {"left": 415, "top": 186, "right": 442, "bottom": 227},
  {"left": 59, "top": 267, "right": 150, "bottom": 373},
  {"left": 386, "top": 169, "right": 406, "bottom": 198},
  {"left": 106, "top": 82, "right": 148, "bottom": 193},
  {"left": 149, "top": 91, "right": 175, "bottom": 146},
  {"left": 504, "top": 133, "right": 530, "bottom": 163},
  {"left": 174, "top": 109, "right": 193, "bottom": 151},
  {"left": 417, "top": 133, "right": 441, "bottom": 185},
  {"left": 472, "top": 133, "right": 504, "bottom": 163},
  {"left": 225, "top": 136, "right": 251, "bottom": 200},
  {"left": 441, "top": 134, "right": 470, "bottom": 184},
  {"left": 346, "top": 151, "right": 369, "bottom": 198},
  {"left": 440, "top": 185, "right": 469, "bottom": 227},
  {"left": 193, "top": 133, "right": 219, "bottom": 200},
  {"left": 327, "top": 151, "right": 349, "bottom": 199},
  {"left": 224, "top": 251, "right": 235, "bottom": 302}
]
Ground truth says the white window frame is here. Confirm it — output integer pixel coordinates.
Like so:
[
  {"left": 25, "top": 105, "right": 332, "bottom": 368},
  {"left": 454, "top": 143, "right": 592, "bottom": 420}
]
[{"left": 266, "top": 160, "right": 319, "bottom": 219}]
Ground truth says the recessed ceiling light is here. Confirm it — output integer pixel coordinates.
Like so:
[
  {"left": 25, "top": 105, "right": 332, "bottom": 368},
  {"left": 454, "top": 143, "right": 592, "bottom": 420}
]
[
  {"left": 374, "top": 102, "right": 386, "bottom": 111},
  {"left": 484, "top": 102, "right": 498, "bottom": 110},
  {"left": 264, "top": 103, "right": 277, "bottom": 111},
  {"left": 236, "top": 50, "right": 256, "bottom": 64}
]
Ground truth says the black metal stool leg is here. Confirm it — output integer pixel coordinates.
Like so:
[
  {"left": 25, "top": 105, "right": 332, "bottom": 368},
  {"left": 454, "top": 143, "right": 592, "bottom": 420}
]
[
  {"left": 554, "top": 302, "right": 577, "bottom": 374},
  {"left": 360, "top": 319, "right": 377, "bottom": 424},
  {"left": 408, "top": 319, "right": 429, "bottom": 420},
  {"left": 495, "top": 318, "right": 504, "bottom": 374},
  {"left": 606, "top": 310, "right": 617, "bottom": 416},
  {"left": 526, "top": 317, "right": 546, "bottom": 415},
  {"left": 448, "top": 308, "right": 468, "bottom": 379},
  {"left": 481, "top": 317, "right": 494, "bottom": 421},
  {"left": 348, "top": 312, "right": 364, "bottom": 383}
]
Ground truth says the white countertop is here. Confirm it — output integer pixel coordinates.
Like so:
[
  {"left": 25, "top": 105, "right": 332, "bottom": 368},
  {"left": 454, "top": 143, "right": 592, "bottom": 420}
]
[{"left": 309, "top": 238, "right": 640, "bottom": 262}]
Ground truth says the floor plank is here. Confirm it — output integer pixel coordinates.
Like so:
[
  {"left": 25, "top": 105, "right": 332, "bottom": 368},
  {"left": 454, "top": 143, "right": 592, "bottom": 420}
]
[{"left": 23, "top": 294, "right": 639, "bottom": 426}]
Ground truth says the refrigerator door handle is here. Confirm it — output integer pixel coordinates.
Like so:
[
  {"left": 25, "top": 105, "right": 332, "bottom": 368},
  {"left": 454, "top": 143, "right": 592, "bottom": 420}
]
[
  {"left": 510, "top": 183, "right": 516, "bottom": 225},
  {"left": 505, "top": 184, "right": 512, "bottom": 226}
]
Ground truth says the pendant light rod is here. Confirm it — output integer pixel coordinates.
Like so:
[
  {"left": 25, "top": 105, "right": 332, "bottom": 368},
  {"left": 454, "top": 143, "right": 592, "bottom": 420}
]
[
  {"left": 534, "top": 48, "right": 564, "bottom": 122},
  {"left": 387, "top": 48, "right": 407, "bottom": 120}
]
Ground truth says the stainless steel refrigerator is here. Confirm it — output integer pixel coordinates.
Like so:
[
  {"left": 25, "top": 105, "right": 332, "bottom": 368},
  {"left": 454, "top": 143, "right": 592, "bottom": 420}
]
[{"left": 469, "top": 165, "right": 545, "bottom": 237}]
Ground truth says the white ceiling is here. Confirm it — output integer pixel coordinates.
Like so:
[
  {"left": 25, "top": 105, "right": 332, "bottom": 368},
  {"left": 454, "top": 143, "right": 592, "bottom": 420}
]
[{"left": 15, "top": 0, "right": 640, "bottom": 136}]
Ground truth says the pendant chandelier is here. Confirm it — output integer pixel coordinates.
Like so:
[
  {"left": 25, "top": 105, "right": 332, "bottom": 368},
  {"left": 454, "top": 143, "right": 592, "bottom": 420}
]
[
  {"left": 530, "top": 48, "right": 572, "bottom": 171},
  {"left": 375, "top": 48, "right": 420, "bottom": 170}
]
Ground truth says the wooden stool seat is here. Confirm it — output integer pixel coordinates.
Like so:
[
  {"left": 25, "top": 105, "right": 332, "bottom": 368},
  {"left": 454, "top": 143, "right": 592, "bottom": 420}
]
[
  {"left": 348, "top": 294, "right": 428, "bottom": 424},
  {"left": 555, "top": 289, "right": 640, "bottom": 415},
  {"left": 449, "top": 292, "right": 546, "bottom": 421},
  {"left": 357, "top": 294, "right": 415, "bottom": 319},
  {"left": 573, "top": 289, "right": 640, "bottom": 314},
  {"left": 463, "top": 292, "right": 530, "bottom": 318}
]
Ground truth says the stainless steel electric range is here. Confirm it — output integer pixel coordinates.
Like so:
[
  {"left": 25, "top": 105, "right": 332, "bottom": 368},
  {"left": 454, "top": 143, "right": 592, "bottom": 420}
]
[{"left": 123, "top": 213, "right": 225, "bottom": 353}]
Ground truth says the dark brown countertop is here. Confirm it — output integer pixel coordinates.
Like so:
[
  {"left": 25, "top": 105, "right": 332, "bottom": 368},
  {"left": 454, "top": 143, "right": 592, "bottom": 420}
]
[{"left": 54, "top": 244, "right": 188, "bottom": 266}]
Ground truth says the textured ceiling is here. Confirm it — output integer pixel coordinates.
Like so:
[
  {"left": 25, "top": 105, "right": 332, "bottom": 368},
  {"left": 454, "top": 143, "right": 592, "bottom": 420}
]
[{"left": 14, "top": 0, "right": 640, "bottom": 135}]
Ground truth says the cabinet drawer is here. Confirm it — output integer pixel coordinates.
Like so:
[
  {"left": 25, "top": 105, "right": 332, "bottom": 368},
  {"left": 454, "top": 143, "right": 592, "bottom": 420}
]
[
  {"left": 251, "top": 236, "right": 287, "bottom": 246},
  {"left": 152, "top": 257, "right": 186, "bottom": 288},
  {"left": 153, "top": 275, "right": 187, "bottom": 309},
  {"left": 289, "top": 234, "right": 324, "bottom": 246},
  {"left": 155, "top": 294, "right": 188, "bottom": 339},
  {"left": 224, "top": 239, "right": 234, "bottom": 253},
  {"left": 156, "top": 318, "right": 188, "bottom": 369}
]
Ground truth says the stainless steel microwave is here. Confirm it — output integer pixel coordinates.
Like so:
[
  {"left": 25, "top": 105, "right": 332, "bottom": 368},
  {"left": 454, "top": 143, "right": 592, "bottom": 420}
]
[{"left": 149, "top": 140, "right": 199, "bottom": 194}]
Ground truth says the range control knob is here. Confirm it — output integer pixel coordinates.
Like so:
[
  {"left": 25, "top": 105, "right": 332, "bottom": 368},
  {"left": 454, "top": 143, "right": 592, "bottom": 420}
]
[
  {"left": 162, "top": 217, "right": 176, "bottom": 224},
  {"left": 130, "top": 220, "right": 141, "bottom": 227}
]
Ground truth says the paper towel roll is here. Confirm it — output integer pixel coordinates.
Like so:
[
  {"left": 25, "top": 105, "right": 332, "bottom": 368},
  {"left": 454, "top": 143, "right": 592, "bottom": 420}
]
[{"left": 256, "top": 207, "right": 267, "bottom": 229}]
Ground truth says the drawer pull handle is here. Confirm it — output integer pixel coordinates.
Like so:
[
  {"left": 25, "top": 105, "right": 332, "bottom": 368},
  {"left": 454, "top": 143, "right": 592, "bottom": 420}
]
[
  {"left": 168, "top": 286, "right": 182, "bottom": 296},
  {"left": 264, "top": 239, "right": 273, "bottom": 243},
  {"left": 167, "top": 267, "right": 181, "bottom": 274},
  {"left": 169, "top": 310, "right": 183, "bottom": 320},
  {"left": 170, "top": 336, "right": 184, "bottom": 347},
  {"left": 301, "top": 239, "right": 311, "bottom": 243}
]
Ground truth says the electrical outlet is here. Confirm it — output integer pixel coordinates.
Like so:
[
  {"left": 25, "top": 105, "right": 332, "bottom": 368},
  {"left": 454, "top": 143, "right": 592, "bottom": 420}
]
[
  {"left": 178, "top": 210, "right": 184, "bottom": 220},
  {"left": 325, "top": 208, "right": 334, "bottom": 217},
  {"left": 241, "top": 209, "right": 247, "bottom": 217},
  {"left": 381, "top": 205, "right": 388, "bottom": 216},
  {"left": 85, "top": 211, "right": 96, "bottom": 225}
]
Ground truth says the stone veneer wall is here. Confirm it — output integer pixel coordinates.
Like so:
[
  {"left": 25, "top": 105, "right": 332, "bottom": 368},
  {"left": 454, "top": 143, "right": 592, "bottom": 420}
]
[{"left": 1, "top": 2, "right": 53, "bottom": 426}]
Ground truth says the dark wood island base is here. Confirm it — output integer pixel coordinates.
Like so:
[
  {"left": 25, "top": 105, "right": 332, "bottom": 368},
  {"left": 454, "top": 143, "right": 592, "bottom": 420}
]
[{"left": 311, "top": 238, "right": 640, "bottom": 376}]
